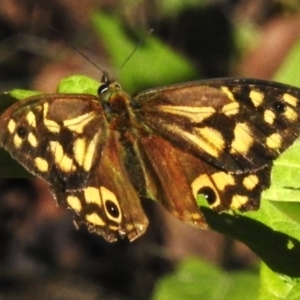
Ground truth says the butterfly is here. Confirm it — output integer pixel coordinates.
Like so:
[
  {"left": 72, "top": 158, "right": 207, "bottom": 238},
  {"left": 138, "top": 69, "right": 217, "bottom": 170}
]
[{"left": 0, "top": 73, "right": 300, "bottom": 242}]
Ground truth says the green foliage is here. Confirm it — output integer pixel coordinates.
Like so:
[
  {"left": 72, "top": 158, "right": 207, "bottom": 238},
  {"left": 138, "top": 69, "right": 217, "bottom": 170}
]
[
  {"left": 258, "top": 263, "right": 300, "bottom": 300},
  {"left": 57, "top": 75, "right": 99, "bottom": 95},
  {"left": 154, "top": 258, "right": 259, "bottom": 300},
  {"left": 91, "top": 11, "right": 198, "bottom": 93},
  {"left": 8, "top": 89, "right": 42, "bottom": 100}
]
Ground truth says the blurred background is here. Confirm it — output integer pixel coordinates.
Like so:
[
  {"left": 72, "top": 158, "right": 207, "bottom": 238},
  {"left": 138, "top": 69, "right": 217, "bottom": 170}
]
[{"left": 0, "top": 0, "right": 300, "bottom": 299}]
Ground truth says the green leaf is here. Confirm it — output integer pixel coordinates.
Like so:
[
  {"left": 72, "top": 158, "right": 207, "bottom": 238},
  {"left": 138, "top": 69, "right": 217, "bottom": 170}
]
[
  {"left": 57, "top": 75, "right": 99, "bottom": 95},
  {"left": 263, "top": 140, "right": 300, "bottom": 202},
  {"left": 258, "top": 263, "right": 299, "bottom": 300},
  {"left": 260, "top": 139, "right": 300, "bottom": 224},
  {"left": 286, "top": 282, "right": 300, "bottom": 300},
  {"left": 154, "top": 258, "right": 259, "bottom": 300},
  {"left": 8, "top": 89, "right": 41, "bottom": 100},
  {"left": 91, "top": 11, "right": 198, "bottom": 93},
  {"left": 202, "top": 199, "right": 300, "bottom": 277}
]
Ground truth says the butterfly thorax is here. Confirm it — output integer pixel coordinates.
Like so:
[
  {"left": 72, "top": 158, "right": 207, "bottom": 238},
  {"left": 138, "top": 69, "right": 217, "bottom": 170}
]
[{"left": 98, "top": 80, "right": 139, "bottom": 134}]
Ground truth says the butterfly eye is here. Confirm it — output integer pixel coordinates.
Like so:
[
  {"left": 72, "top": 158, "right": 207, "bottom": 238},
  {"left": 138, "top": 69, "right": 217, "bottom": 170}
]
[
  {"left": 98, "top": 84, "right": 109, "bottom": 95},
  {"left": 272, "top": 101, "right": 286, "bottom": 113},
  {"left": 105, "top": 200, "right": 120, "bottom": 219},
  {"left": 198, "top": 186, "right": 217, "bottom": 205},
  {"left": 16, "top": 126, "right": 27, "bottom": 139}
]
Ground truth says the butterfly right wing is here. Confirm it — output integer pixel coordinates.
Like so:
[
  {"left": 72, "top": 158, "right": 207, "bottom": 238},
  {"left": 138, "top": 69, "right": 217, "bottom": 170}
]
[{"left": 135, "top": 78, "right": 300, "bottom": 173}]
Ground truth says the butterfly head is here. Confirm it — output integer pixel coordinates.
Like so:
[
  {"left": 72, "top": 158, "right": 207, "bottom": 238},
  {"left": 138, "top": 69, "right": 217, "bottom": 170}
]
[
  {"left": 98, "top": 71, "right": 123, "bottom": 103},
  {"left": 97, "top": 72, "right": 133, "bottom": 121}
]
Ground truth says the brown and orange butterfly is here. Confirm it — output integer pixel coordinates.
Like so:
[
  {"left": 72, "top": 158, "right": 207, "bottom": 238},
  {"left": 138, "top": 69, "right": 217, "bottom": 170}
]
[{"left": 0, "top": 74, "right": 300, "bottom": 242}]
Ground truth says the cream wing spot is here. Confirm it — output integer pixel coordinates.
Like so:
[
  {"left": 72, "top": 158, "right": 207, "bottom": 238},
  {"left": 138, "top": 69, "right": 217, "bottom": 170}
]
[
  {"left": 50, "top": 141, "right": 76, "bottom": 172},
  {"left": 34, "top": 157, "right": 49, "bottom": 172},
  {"left": 85, "top": 213, "right": 105, "bottom": 226},
  {"left": 67, "top": 195, "right": 82, "bottom": 212},
  {"left": 13, "top": 134, "right": 23, "bottom": 148},
  {"left": 26, "top": 111, "right": 36, "bottom": 127},
  {"left": 221, "top": 86, "right": 235, "bottom": 101},
  {"left": 185, "top": 130, "right": 219, "bottom": 157},
  {"left": 83, "top": 133, "right": 99, "bottom": 171},
  {"left": 162, "top": 124, "right": 222, "bottom": 158},
  {"left": 44, "top": 119, "right": 60, "bottom": 133},
  {"left": 74, "top": 138, "right": 86, "bottom": 167},
  {"left": 28, "top": 132, "right": 38, "bottom": 147},
  {"left": 230, "top": 123, "right": 254, "bottom": 155},
  {"left": 74, "top": 134, "right": 98, "bottom": 171},
  {"left": 221, "top": 102, "right": 240, "bottom": 116},
  {"left": 231, "top": 195, "right": 249, "bottom": 209},
  {"left": 250, "top": 90, "right": 264, "bottom": 107},
  {"left": 283, "top": 93, "right": 298, "bottom": 107},
  {"left": 193, "top": 127, "right": 225, "bottom": 157},
  {"left": 243, "top": 175, "right": 259, "bottom": 190},
  {"left": 7, "top": 119, "right": 16, "bottom": 134},
  {"left": 63, "top": 112, "right": 95, "bottom": 134},
  {"left": 43, "top": 103, "right": 61, "bottom": 133},
  {"left": 264, "top": 109, "right": 276, "bottom": 125},
  {"left": 212, "top": 172, "right": 235, "bottom": 191},
  {"left": 157, "top": 105, "right": 216, "bottom": 123},
  {"left": 84, "top": 186, "right": 101, "bottom": 206},
  {"left": 266, "top": 133, "right": 282, "bottom": 149},
  {"left": 284, "top": 107, "right": 297, "bottom": 121}
]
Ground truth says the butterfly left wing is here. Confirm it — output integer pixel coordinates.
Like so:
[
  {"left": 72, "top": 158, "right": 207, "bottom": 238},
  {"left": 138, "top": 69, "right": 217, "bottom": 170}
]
[
  {"left": 0, "top": 94, "right": 106, "bottom": 188},
  {"left": 0, "top": 93, "right": 148, "bottom": 242},
  {"left": 56, "top": 129, "right": 149, "bottom": 242}
]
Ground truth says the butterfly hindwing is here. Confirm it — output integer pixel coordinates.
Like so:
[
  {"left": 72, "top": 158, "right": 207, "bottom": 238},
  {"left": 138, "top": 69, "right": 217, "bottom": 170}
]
[
  {"left": 58, "top": 130, "right": 148, "bottom": 242},
  {"left": 140, "top": 133, "right": 271, "bottom": 216},
  {"left": 139, "top": 134, "right": 207, "bottom": 228}
]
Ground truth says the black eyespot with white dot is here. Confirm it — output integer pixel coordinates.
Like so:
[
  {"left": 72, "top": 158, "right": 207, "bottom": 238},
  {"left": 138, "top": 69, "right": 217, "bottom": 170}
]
[
  {"left": 105, "top": 200, "right": 120, "bottom": 219},
  {"left": 272, "top": 101, "right": 286, "bottom": 114},
  {"left": 16, "top": 126, "right": 27, "bottom": 139},
  {"left": 198, "top": 186, "right": 216, "bottom": 205}
]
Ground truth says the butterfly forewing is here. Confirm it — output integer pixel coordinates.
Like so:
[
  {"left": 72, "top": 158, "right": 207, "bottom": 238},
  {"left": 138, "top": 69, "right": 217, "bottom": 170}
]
[
  {"left": 0, "top": 92, "right": 148, "bottom": 242},
  {"left": 0, "top": 94, "right": 105, "bottom": 187},
  {"left": 135, "top": 78, "right": 300, "bottom": 173}
]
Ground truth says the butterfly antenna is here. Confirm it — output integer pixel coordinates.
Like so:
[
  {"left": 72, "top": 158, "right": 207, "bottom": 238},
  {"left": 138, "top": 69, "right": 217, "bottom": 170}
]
[
  {"left": 48, "top": 26, "right": 105, "bottom": 75},
  {"left": 115, "top": 28, "right": 154, "bottom": 78}
]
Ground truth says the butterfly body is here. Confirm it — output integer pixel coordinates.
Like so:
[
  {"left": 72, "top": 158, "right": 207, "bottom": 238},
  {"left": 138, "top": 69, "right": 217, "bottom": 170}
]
[{"left": 1, "top": 75, "right": 300, "bottom": 242}]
